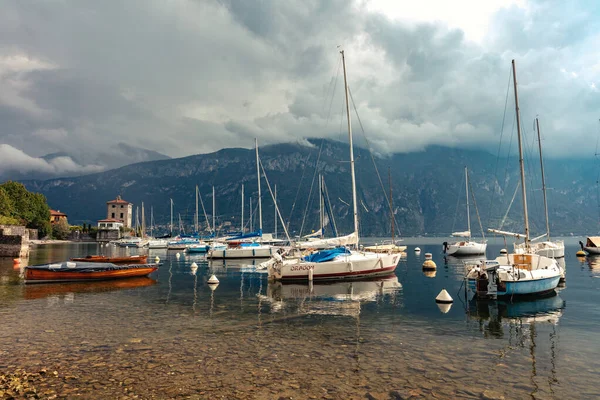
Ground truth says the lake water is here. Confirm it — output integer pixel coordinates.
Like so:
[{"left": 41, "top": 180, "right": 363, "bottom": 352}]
[{"left": 1, "top": 238, "right": 599, "bottom": 399}]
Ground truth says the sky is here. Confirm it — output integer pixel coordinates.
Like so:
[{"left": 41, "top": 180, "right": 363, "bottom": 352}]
[{"left": 0, "top": 0, "right": 599, "bottom": 177}]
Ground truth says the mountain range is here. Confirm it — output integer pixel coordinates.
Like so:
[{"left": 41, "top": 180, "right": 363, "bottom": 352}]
[{"left": 18, "top": 138, "right": 600, "bottom": 237}]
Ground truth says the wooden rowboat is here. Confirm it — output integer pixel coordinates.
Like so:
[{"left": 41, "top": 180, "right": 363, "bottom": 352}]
[
  {"left": 70, "top": 255, "right": 148, "bottom": 264},
  {"left": 24, "top": 261, "right": 158, "bottom": 284}
]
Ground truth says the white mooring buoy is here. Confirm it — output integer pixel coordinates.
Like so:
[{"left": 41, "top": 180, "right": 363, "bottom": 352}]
[
  {"left": 190, "top": 262, "right": 198, "bottom": 269},
  {"left": 207, "top": 274, "right": 219, "bottom": 284},
  {"left": 414, "top": 247, "right": 421, "bottom": 252},
  {"left": 500, "top": 248, "right": 508, "bottom": 255},
  {"left": 422, "top": 253, "right": 436, "bottom": 269},
  {"left": 155, "top": 256, "right": 160, "bottom": 263},
  {"left": 176, "top": 252, "right": 181, "bottom": 259},
  {"left": 435, "top": 289, "right": 453, "bottom": 304}
]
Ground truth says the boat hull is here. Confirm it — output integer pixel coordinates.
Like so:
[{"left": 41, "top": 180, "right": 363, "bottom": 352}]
[
  {"left": 498, "top": 276, "right": 561, "bottom": 297},
  {"left": 445, "top": 241, "right": 487, "bottom": 256},
  {"left": 269, "top": 252, "right": 400, "bottom": 281},
  {"left": 584, "top": 246, "right": 600, "bottom": 255},
  {"left": 208, "top": 247, "right": 274, "bottom": 259},
  {"left": 24, "top": 266, "right": 158, "bottom": 284},
  {"left": 187, "top": 245, "right": 210, "bottom": 253}
]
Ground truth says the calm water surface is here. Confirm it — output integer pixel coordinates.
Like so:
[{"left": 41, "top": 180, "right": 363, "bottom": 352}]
[{"left": 1, "top": 238, "right": 599, "bottom": 399}]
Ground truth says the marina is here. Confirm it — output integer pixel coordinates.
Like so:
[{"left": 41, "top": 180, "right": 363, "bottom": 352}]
[{"left": 1, "top": 239, "right": 599, "bottom": 398}]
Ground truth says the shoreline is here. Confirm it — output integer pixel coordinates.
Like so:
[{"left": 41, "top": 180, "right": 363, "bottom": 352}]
[{"left": 29, "top": 239, "right": 96, "bottom": 245}]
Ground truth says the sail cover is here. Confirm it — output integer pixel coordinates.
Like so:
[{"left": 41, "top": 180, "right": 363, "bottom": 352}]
[
  {"left": 303, "top": 247, "right": 351, "bottom": 263},
  {"left": 451, "top": 231, "right": 471, "bottom": 238}
]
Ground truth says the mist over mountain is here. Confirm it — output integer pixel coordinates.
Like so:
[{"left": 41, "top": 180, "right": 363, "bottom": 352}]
[
  {"left": 0, "top": 143, "right": 171, "bottom": 180},
  {"left": 19, "top": 139, "right": 599, "bottom": 237}
]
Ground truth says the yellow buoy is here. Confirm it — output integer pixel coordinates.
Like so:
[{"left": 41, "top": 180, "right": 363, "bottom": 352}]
[
  {"left": 423, "top": 269, "right": 436, "bottom": 278},
  {"left": 576, "top": 250, "right": 586, "bottom": 257},
  {"left": 422, "top": 253, "right": 436, "bottom": 269}
]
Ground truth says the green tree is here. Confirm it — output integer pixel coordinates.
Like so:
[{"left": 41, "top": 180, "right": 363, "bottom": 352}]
[
  {"left": 52, "top": 218, "right": 70, "bottom": 240},
  {"left": 0, "top": 186, "right": 19, "bottom": 220},
  {"left": 0, "top": 181, "right": 51, "bottom": 236}
]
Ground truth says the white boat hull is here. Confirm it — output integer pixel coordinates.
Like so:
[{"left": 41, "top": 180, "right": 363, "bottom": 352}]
[
  {"left": 444, "top": 241, "right": 486, "bottom": 256},
  {"left": 208, "top": 247, "right": 274, "bottom": 259},
  {"left": 268, "top": 252, "right": 400, "bottom": 281}
]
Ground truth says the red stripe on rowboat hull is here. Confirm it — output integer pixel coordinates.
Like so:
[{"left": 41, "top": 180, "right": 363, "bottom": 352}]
[{"left": 279, "top": 265, "right": 398, "bottom": 281}]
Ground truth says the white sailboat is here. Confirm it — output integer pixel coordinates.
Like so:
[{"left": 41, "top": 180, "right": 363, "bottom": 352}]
[
  {"left": 514, "top": 118, "right": 564, "bottom": 258},
  {"left": 443, "top": 167, "right": 487, "bottom": 256},
  {"left": 266, "top": 50, "right": 400, "bottom": 281},
  {"left": 468, "top": 60, "right": 562, "bottom": 298}
]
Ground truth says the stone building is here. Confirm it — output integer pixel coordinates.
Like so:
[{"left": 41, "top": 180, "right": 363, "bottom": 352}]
[
  {"left": 96, "top": 218, "right": 124, "bottom": 242},
  {"left": 106, "top": 196, "right": 132, "bottom": 228}
]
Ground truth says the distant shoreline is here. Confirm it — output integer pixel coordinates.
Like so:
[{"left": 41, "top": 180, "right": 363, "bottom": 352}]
[{"left": 29, "top": 239, "right": 96, "bottom": 245}]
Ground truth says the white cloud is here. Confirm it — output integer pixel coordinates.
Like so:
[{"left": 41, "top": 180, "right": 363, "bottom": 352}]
[{"left": 0, "top": 144, "right": 104, "bottom": 176}]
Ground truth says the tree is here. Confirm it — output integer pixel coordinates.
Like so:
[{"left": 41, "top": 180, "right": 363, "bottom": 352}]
[
  {"left": 52, "top": 219, "right": 70, "bottom": 240},
  {"left": 0, "top": 181, "right": 51, "bottom": 236},
  {"left": 0, "top": 187, "right": 15, "bottom": 219}
]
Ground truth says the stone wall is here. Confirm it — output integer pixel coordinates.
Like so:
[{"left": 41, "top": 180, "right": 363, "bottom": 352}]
[
  {"left": 0, "top": 225, "right": 30, "bottom": 258},
  {"left": 97, "top": 229, "right": 121, "bottom": 242}
]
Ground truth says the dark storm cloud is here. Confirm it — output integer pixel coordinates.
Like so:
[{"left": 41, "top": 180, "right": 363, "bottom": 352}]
[{"left": 0, "top": 0, "right": 598, "bottom": 178}]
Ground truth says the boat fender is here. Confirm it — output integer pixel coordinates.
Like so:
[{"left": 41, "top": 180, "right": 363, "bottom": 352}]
[
  {"left": 269, "top": 248, "right": 272, "bottom": 255},
  {"left": 442, "top": 242, "right": 448, "bottom": 253},
  {"left": 253, "top": 249, "right": 256, "bottom": 256}
]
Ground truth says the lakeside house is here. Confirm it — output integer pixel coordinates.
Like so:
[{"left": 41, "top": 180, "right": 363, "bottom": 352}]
[
  {"left": 96, "top": 218, "right": 124, "bottom": 242},
  {"left": 49, "top": 210, "right": 68, "bottom": 225},
  {"left": 106, "top": 196, "right": 132, "bottom": 228}
]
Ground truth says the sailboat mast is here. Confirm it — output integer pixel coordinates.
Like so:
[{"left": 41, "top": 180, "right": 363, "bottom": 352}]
[
  {"left": 274, "top": 184, "right": 277, "bottom": 239},
  {"left": 195, "top": 185, "right": 199, "bottom": 233},
  {"left": 170, "top": 198, "right": 173, "bottom": 236},
  {"left": 141, "top": 202, "right": 145, "bottom": 239},
  {"left": 249, "top": 197, "right": 253, "bottom": 232},
  {"left": 536, "top": 118, "right": 551, "bottom": 241},
  {"left": 465, "top": 167, "right": 471, "bottom": 240},
  {"left": 150, "top": 206, "right": 154, "bottom": 238},
  {"left": 255, "top": 138, "right": 263, "bottom": 231},
  {"left": 512, "top": 59, "right": 530, "bottom": 246},
  {"left": 341, "top": 50, "right": 359, "bottom": 246},
  {"left": 389, "top": 167, "right": 394, "bottom": 243},
  {"left": 212, "top": 186, "right": 216, "bottom": 234},
  {"left": 319, "top": 174, "right": 324, "bottom": 238},
  {"left": 241, "top": 184, "right": 244, "bottom": 234}
]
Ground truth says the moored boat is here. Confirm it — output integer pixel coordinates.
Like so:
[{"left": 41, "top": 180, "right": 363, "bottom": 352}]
[
  {"left": 266, "top": 51, "right": 400, "bottom": 281},
  {"left": 70, "top": 255, "right": 148, "bottom": 264},
  {"left": 24, "top": 261, "right": 158, "bottom": 283}
]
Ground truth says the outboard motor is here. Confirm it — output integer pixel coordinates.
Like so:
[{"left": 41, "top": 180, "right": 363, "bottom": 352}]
[
  {"left": 442, "top": 241, "right": 449, "bottom": 254},
  {"left": 579, "top": 241, "right": 585, "bottom": 250}
]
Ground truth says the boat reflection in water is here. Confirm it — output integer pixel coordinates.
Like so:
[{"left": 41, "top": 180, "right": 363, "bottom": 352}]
[
  {"left": 586, "top": 255, "right": 600, "bottom": 276},
  {"left": 262, "top": 275, "right": 402, "bottom": 317},
  {"left": 23, "top": 277, "right": 157, "bottom": 301},
  {"left": 467, "top": 292, "right": 565, "bottom": 339}
]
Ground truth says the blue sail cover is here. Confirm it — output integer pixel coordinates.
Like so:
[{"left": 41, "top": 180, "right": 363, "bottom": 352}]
[
  {"left": 226, "top": 229, "right": 262, "bottom": 241},
  {"left": 303, "top": 247, "right": 351, "bottom": 263}
]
